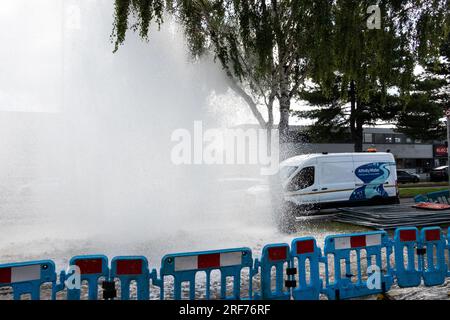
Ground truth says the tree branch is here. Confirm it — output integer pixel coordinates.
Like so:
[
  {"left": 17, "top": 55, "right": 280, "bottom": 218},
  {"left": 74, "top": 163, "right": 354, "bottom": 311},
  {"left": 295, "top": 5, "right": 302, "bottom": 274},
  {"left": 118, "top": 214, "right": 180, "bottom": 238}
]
[
  {"left": 289, "top": 64, "right": 308, "bottom": 98},
  {"left": 225, "top": 75, "right": 267, "bottom": 128}
]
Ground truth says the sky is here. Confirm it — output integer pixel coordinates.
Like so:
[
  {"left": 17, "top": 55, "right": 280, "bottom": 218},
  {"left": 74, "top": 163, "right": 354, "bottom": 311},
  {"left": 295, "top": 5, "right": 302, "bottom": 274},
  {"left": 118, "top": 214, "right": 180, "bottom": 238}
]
[
  {"left": 0, "top": 0, "right": 306, "bottom": 126},
  {"left": 0, "top": 0, "right": 64, "bottom": 113}
]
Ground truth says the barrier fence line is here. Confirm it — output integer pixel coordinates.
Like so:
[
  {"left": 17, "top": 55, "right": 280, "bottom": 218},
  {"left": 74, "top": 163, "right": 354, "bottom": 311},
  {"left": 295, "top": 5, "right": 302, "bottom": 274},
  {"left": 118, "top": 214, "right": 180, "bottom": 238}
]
[{"left": 0, "top": 226, "right": 449, "bottom": 300}]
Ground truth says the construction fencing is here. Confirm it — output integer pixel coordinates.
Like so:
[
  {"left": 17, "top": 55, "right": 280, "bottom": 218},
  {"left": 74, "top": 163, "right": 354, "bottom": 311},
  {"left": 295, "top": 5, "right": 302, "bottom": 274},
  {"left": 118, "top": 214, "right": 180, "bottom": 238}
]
[{"left": 0, "top": 226, "right": 449, "bottom": 300}]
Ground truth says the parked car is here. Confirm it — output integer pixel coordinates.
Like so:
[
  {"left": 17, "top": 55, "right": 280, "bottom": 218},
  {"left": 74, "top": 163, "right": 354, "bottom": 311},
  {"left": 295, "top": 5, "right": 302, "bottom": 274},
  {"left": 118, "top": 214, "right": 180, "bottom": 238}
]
[
  {"left": 396, "top": 170, "right": 420, "bottom": 183},
  {"left": 430, "top": 165, "right": 448, "bottom": 182}
]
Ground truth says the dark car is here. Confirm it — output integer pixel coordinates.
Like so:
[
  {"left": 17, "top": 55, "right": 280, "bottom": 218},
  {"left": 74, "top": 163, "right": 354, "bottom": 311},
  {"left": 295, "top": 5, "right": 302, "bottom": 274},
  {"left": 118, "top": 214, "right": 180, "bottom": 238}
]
[
  {"left": 430, "top": 165, "right": 448, "bottom": 182},
  {"left": 396, "top": 170, "right": 420, "bottom": 183}
]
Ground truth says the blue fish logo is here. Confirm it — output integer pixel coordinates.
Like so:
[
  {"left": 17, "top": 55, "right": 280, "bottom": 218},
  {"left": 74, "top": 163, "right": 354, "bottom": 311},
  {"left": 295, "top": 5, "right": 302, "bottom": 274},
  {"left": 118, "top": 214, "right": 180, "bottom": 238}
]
[{"left": 350, "top": 162, "right": 392, "bottom": 200}]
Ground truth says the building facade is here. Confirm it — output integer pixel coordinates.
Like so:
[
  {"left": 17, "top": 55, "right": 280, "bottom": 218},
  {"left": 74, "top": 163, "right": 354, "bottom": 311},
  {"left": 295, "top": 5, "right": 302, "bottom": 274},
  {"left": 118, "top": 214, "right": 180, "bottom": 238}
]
[{"left": 285, "top": 126, "right": 446, "bottom": 174}]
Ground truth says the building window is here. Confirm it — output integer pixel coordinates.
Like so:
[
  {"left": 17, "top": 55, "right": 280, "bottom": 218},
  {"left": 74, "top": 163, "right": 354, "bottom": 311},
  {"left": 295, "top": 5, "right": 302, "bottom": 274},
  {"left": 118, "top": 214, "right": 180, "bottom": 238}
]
[
  {"left": 385, "top": 136, "right": 393, "bottom": 143},
  {"left": 394, "top": 136, "right": 402, "bottom": 143},
  {"left": 415, "top": 139, "right": 422, "bottom": 144},
  {"left": 374, "top": 134, "right": 384, "bottom": 144},
  {"left": 406, "top": 137, "right": 412, "bottom": 144},
  {"left": 364, "top": 133, "right": 373, "bottom": 143}
]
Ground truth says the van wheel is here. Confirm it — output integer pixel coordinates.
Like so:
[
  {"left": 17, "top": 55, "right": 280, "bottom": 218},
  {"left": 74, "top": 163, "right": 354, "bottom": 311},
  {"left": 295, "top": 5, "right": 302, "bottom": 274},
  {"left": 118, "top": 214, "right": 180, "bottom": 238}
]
[{"left": 369, "top": 196, "right": 383, "bottom": 205}]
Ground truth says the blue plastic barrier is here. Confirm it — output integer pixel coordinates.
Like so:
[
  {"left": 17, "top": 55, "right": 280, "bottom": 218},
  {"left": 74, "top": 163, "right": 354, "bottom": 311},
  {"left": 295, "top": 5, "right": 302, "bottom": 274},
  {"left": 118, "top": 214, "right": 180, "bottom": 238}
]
[
  {"left": 0, "top": 260, "right": 57, "bottom": 300},
  {"left": 394, "top": 227, "right": 421, "bottom": 287},
  {"left": 323, "top": 231, "right": 393, "bottom": 299},
  {"left": 427, "top": 190, "right": 450, "bottom": 204},
  {"left": 413, "top": 194, "right": 428, "bottom": 203},
  {"left": 416, "top": 190, "right": 450, "bottom": 204},
  {"left": 290, "top": 237, "right": 323, "bottom": 300},
  {"left": 420, "top": 227, "right": 447, "bottom": 286},
  {"left": 3, "top": 225, "right": 450, "bottom": 300},
  {"left": 255, "top": 243, "right": 291, "bottom": 300},
  {"left": 448, "top": 227, "right": 450, "bottom": 277},
  {"left": 67, "top": 255, "right": 109, "bottom": 300},
  {"left": 157, "top": 248, "right": 254, "bottom": 300},
  {"left": 110, "top": 256, "right": 150, "bottom": 300}
]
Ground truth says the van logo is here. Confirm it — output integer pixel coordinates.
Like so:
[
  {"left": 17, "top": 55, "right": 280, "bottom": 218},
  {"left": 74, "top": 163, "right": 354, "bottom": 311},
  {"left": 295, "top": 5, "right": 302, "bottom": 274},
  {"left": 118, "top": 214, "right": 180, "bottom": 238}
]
[
  {"left": 350, "top": 162, "right": 392, "bottom": 200},
  {"left": 355, "top": 162, "right": 389, "bottom": 183}
]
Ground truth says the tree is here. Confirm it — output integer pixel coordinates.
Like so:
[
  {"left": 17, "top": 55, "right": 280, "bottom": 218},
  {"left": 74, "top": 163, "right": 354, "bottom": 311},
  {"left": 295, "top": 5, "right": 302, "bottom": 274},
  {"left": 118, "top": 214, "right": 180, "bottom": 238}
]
[
  {"left": 111, "top": 0, "right": 334, "bottom": 148},
  {"left": 293, "top": 77, "right": 349, "bottom": 143},
  {"left": 299, "top": 30, "right": 450, "bottom": 144},
  {"left": 111, "top": 1, "right": 448, "bottom": 152},
  {"left": 294, "top": 75, "right": 401, "bottom": 143},
  {"left": 396, "top": 33, "right": 450, "bottom": 141},
  {"left": 308, "top": 0, "right": 449, "bottom": 151},
  {"left": 395, "top": 93, "right": 446, "bottom": 141}
]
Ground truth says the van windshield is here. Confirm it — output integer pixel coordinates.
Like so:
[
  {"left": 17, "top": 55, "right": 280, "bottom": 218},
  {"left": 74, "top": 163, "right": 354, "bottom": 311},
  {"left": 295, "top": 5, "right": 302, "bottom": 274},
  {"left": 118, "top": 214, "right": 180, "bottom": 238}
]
[{"left": 279, "top": 166, "right": 298, "bottom": 182}]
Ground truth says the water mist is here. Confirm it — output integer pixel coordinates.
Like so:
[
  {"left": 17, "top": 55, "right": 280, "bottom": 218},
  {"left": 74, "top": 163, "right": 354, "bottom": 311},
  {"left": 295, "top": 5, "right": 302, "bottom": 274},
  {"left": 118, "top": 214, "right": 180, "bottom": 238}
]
[{"left": 0, "top": 0, "right": 279, "bottom": 266}]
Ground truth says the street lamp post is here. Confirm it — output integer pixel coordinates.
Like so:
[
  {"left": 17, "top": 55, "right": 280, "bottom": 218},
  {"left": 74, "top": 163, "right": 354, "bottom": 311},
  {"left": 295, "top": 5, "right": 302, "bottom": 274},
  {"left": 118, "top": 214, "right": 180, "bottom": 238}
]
[{"left": 446, "top": 109, "right": 450, "bottom": 190}]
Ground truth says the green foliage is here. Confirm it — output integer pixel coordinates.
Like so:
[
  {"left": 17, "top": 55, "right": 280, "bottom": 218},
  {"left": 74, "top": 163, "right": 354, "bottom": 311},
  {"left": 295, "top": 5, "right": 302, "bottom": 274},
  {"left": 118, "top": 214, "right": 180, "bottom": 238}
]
[
  {"left": 295, "top": 76, "right": 403, "bottom": 143},
  {"left": 395, "top": 34, "right": 450, "bottom": 141},
  {"left": 298, "top": 0, "right": 450, "bottom": 150},
  {"left": 293, "top": 78, "right": 348, "bottom": 142},
  {"left": 111, "top": 0, "right": 336, "bottom": 134},
  {"left": 395, "top": 93, "right": 446, "bottom": 140},
  {"left": 110, "top": 0, "right": 450, "bottom": 142},
  {"left": 329, "top": 0, "right": 449, "bottom": 102},
  {"left": 112, "top": 0, "right": 165, "bottom": 52}
]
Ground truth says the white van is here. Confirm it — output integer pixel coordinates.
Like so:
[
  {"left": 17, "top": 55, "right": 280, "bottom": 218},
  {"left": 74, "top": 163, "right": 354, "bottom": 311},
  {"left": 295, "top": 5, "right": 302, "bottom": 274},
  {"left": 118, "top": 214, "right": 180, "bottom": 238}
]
[{"left": 279, "top": 152, "right": 399, "bottom": 210}]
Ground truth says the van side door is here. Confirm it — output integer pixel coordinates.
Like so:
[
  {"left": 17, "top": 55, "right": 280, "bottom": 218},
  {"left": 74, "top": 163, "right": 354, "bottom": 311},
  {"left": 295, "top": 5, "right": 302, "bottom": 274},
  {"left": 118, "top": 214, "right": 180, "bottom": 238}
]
[{"left": 317, "top": 156, "right": 356, "bottom": 204}]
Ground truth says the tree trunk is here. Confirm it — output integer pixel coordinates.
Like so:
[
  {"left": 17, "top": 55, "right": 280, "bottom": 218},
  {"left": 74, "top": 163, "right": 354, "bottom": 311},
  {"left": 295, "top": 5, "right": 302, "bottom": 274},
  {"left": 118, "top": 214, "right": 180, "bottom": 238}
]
[
  {"left": 355, "top": 112, "right": 364, "bottom": 152},
  {"left": 278, "top": 94, "right": 290, "bottom": 143},
  {"left": 266, "top": 98, "right": 274, "bottom": 155},
  {"left": 349, "top": 80, "right": 363, "bottom": 152},
  {"left": 278, "top": 92, "right": 290, "bottom": 160},
  {"left": 278, "top": 66, "right": 291, "bottom": 159}
]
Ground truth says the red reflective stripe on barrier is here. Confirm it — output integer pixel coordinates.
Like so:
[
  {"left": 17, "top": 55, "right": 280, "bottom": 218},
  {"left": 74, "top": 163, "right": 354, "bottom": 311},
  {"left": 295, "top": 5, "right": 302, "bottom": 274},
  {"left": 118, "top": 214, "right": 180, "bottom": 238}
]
[
  {"left": 335, "top": 234, "right": 382, "bottom": 249},
  {"left": 400, "top": 230, "right": 416, "bottom": 242},
  {"left": 75, "top": 259, "right": 103, "bottom": 274},
  {"left": 296, "top": 240, "right": 314, "bottom": 254},
  {"left": 268, "top": 246, "right": 287, "bottom": 261},
  {"left": 0, "top": 265, "right": 40, "bottom": 283},
  {"left": 425, "top": 229, "right": 440, "bottom": 241},
  {"left": 351, "top": 235, "right": 366, "bottom": 248},
  {"left": 174, "top": 252, "right": 242, "bottom": 271},
  {"left": 116, "top": 260, "right": 143, "bottom": 275},
  {"left": 198, "top": 253, "right": 220, "bottom": 269},
  {"left": 0, "top": 267, "right": 11, "bottom": 283}
]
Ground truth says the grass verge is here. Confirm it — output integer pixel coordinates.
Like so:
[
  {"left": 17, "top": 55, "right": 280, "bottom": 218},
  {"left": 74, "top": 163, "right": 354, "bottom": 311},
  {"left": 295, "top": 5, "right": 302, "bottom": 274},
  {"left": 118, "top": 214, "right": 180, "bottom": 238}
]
[{"left": 399, "top": 187, "right": 448, "bottom": 198}]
